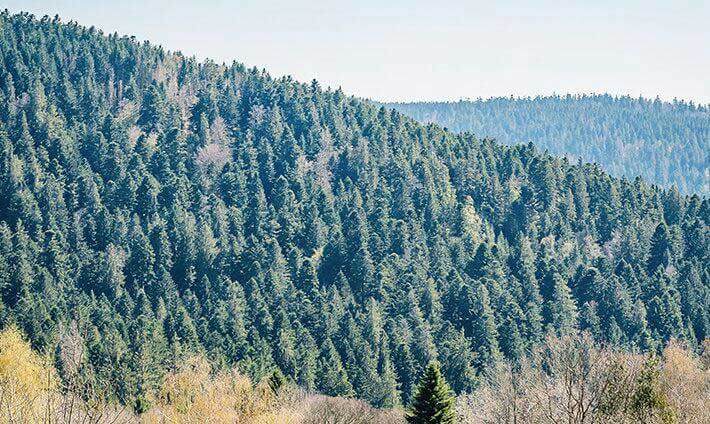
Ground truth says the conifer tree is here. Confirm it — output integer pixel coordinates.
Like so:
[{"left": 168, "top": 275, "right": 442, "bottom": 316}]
[
  {"left": 647, "top": 223, "right": 673, "bottom": 274},
  {"left": 437, "top": 324, "right": 476, "bottom": 393},
  {"left": 646, "top": 269, "right": 684, "bottom": 342},
  {"left": 546, "top": 273, "right": 578, "bottom": 336},
  {"left": 374, "top": 337, "right": 401, "bottom": 408},
  {"left": 268, "top": 368, "right": 287, "bottom": 394},
  {"left": 316, "top": 338, "right": 353, "bottom": 397},
  {"left": 407, "top": 361, "right": 456, "bottom": 424},
  {"left": 463, "top": 283, "right": 502, "bottom": 369}
]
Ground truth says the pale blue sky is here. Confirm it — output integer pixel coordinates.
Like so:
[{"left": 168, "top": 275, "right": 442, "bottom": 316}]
[{"left": 4, "top": 1, "right": 709, "bottom": 103}]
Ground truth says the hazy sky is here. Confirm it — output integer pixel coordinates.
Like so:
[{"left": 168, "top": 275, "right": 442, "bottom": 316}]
[{"left": 4, "top": 0, "right": 709, "bottom": 103}]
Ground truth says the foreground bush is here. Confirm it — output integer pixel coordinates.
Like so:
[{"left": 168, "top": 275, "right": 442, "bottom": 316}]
[
  {"left": 0, "top": 326, "right": 403, "bottom": 423},
  {"left": 3, "top": 326, "right": 706, "bottom": 423},
  {"left": 300, "top": 395, "right": 404, "bottom": 424},
  {"left": 141, "top": 356, "right": 301, "bottom": 423},
  {"left": 143, "top": 357, "right": 404, "bottom": 423},
  {"left": 0, "top": 326, "right": 129, "bottom": 423},
  {"left": 0, "top": 326, "right": 56, "bottom": 422},
  {"left": 457, "top": 333, "right": 710, "bottom": 424}
]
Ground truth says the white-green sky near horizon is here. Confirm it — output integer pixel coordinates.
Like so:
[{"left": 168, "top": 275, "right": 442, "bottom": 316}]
[{"left": 3, "top": 0, "right": 709, "bottom": 104}]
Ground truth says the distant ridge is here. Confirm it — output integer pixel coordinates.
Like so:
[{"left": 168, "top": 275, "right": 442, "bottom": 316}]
[{"left": 386, "top": 94, "right": 709, "bottom": 194}]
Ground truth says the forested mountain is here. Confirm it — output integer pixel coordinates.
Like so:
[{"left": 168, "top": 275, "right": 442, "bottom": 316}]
[
  {"left": 0, "top": 11, "right": 708, "bottom": 414},
  {"left": 386, "top": 96, "right": 709, "bottom": 195}
]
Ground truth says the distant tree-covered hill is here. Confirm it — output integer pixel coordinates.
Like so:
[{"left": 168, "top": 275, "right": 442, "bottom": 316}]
[
  {"left": 386, "top": 95, "right": 709, "bottom": 194},
  {"left": 0, "top": 11, "right": 707, "bottom": 414}
]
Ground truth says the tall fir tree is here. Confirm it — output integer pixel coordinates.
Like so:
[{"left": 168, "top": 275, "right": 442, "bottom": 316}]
[{"left": 406, "top": 362, "right": 456, "bottom": 424}]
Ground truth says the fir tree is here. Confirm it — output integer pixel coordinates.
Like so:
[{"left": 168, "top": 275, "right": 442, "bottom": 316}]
[{"left": 407, "top": 361, "right": 456, "bottom": 424}]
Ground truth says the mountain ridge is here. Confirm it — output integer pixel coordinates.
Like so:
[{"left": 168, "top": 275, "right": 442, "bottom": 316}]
[
  {"left": 0, "top": 10, "right": 707, "bottom": 417},
  {"left": 385, "top": 94, "right": 709, "bottom": 195}
]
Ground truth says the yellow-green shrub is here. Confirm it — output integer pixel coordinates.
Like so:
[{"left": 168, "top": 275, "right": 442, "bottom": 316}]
[{"left": 0, "top": 326, "right": 57, "bottom": 422}]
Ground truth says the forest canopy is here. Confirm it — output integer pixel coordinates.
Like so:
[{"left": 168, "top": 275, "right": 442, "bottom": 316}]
[{"left": 0, "top": 10, "right": 707, "bottom": 415}]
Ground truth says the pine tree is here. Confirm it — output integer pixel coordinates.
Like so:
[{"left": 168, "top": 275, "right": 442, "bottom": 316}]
[
  {"left": 374, "top": 336, "right": 400, "bottom": 408},
  {"left": 437, "top": 324, "right": 476, "bottom": 393},
  {"left": 316, "top": 338, "right": 353, "bottom": 397},
  {"left": 546, "top": 273, "right": 578, "bottom": 336},
  {"left": 499, "top": 295, "right": 526, "bottom": 360},
  {"left": 268, "top": 368, "right": 287, "bottom": 394},
  {"left": 462, "top": 283, "right": 502, "bottom": 369},
  {"left": 646, "top": 269, "right": 685, "bottom": 342},
  {"left": 647, "top": 223, "right": 672, "bottom": 274},
  {"left": 138, "top": 83, "right": 167, "bottom": 134},
  {"left": 514, "top": 237, "right": 544, "bottom": 345},
  {"left": 407, "top": 361, "right": 456, "bottom": 424},
  {"left": 407, "top": 291, "right": 437, "bottom": 372}
]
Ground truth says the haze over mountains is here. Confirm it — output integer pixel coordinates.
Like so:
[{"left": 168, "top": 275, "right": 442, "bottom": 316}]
[
  {"left": 387, "top": 95, "right": 709, "bottom": 195},
  {"left": 0, "top": 10, "right": 707, "bottom": 422}
]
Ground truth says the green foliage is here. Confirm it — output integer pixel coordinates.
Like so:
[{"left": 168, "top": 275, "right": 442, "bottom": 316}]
[
  {"left": 630, "top": 357, "right": 676, "bottom": 423},
  {"left": 387, "top": 96, "right": 709, "bottom": 194},
  {"left": 0, "top": 10, "right": 706, "bottom": 411},
  {"left": 268, "top": 368, "right": 287, "bottom": 394},
  {"left": 406, "top": 362, "right": 456, "bottom": 424}
]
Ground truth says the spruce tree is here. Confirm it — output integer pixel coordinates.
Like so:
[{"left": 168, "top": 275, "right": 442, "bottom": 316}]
[
  {"left": 546, "top": 273, "right": 578, "bottom": 336},
  {"left": 316, "top": 338, "right": 353, "bottom": 397},
  {"left": 407, "top": 361, "right": 456, "bottom": 424}
]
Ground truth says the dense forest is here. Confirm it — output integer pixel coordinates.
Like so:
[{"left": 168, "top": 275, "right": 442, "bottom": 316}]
[
  {"left": 0, "top": 10, "right": 708, "bottom": 417},
  {"left": 386, "top": 96, "right": 709, "bottom": 195}
]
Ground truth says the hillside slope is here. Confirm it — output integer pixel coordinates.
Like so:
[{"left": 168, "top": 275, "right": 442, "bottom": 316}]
[
  {"left": 0, "top": 11, "right": 707, "bottom": 411},
  {"left": 386, "top": 96, "right": 709, "bottom": 194}
]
